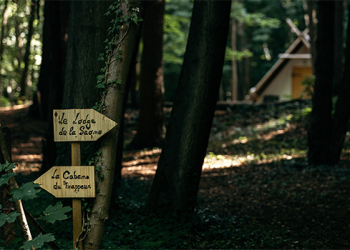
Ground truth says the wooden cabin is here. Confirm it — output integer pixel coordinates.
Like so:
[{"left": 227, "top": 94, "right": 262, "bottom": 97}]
[{"left": 249, "top": 20, "right": 313, "bottom": 103}]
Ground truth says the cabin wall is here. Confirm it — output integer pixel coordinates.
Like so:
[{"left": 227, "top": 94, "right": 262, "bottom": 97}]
[{"left": 256, "top": 46, "right": 311, "bottom": 103}]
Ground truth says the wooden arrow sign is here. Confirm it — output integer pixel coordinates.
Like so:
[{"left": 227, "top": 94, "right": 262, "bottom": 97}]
[
  {"left": 53, "top": 109, "right": 117, "bottom": 142},
  {"left": 34, "top": 166, "right": 95, "bottom": 198}
]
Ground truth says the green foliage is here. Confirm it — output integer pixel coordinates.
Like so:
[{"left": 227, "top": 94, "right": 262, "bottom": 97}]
[
  {"left": 0, "top": 162, "right": 72, "bottom": 249},
  {"left": 232, "top": 2, "right": 280, "bottom": 28},
  {"left": 301, "top": 75, "right": 315, "bottom": 98},
  {"left": 42, "top": 202, "right": 73, "bottom": 224},
  {"left": 10, "top": 182, "right": 40, "bottom": 201},
  {"left": 20, "top": 233, "right": 55, "bottom": 250},
  {"left": 0, "top": 0, "right": 43, "bottom": 103},
  {"left": 225, "top": 47, "right": 253, "bottom": 61},
  {"left": 93, "top": 0, "right": 142, "bottom": 113},
  {"left": 0, "top": 172, "right": 16, "bottom": 187},
  {"left": 0, "top": 210, "right": 20, "bottom": 227}
]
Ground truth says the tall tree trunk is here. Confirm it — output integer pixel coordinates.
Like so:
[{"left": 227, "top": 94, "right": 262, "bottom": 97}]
[
  {"left": 83, "top": 1, "right": 139, "bottom": 249},
  {"left": 62, "top": 1, "right": 111, "bottom": 168},
  {"left": 15, "top": 3, "right": 23, "bottom": 76},
  {"left": 63, "top": 1, "right": 110, "bottom": 110},
  {"left": 146, "top": 0, "right": 231, "bottom": 212},
  {"left": 37, "top": 0, "right": 70, "bottom": 170},
  {"left": 19, "top": 0, "right": 36, "bottom": 98},
  {"left": 307, "top": 0, "right": 335, "bottom": 165},
  {"left": 114, "top": 4, "right": 144, "bottom": 183},
  {"left": 0, "top": 0, "right": 9, "bottom": 100},
  {"left": 231, "top": 14, "right": 238, "bottom": 102},
  {"left": 329, "top": 3, "right": 350, "bottom": 164},
  {"left": 130, "top": 0, "right": 165, "bottom": 149},
  {"left": 333, "top": 0, "right": 344, "bottom": 95}
]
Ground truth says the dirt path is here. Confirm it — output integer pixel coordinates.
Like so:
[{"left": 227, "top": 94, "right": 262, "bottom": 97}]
[{"left": 0, "top": 105, "right": 46, "bottom": 174}]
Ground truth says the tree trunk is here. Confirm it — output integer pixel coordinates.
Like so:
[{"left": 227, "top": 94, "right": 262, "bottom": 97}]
[
  {"left": 231, "top": 14, "right": 238, "bottom": 102},
  {"left": 146, "top": 0, "right": 231, "bottom": 212},
  {"left": 307, "top": 0, "right": 335, "bottom": 165},
  {"left": 61, "top": 0, "right": 111, "bottom": 168},
  {"left": 37, "top": 0, "right": 69, "bottom": 171},
  {"left": 19, "top": 0, "right": 36, "bottom": 99},
  {"left": 130, "top": 0, "right": 165, "bottom": 149},
  {"left": 329, "top": 3, "right": 350, "bottom": 164},
  {"left": 0, "top": 0, "right": 9, "bottom": 100},
  {"left": 333, "top": 0, "right": 344, "bottom": 95},
  {"left": 114, "top": 4, "right": 144, "bottom": 183},
  {"left": 63, "top": 1, "right": 110, "bottom": 110},
  {"left": 83, "top": 1, "right": 139, "bottom": 249}
]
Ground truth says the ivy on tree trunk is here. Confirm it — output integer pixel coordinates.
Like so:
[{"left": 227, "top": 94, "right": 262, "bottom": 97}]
[{"left": 83, "top": 1, "right": 140, "bottom": 249}]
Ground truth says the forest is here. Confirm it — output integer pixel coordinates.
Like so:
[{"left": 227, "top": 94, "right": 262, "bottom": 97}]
[{"left": 0, "top": 0, "right": 350, "bottom": 249}]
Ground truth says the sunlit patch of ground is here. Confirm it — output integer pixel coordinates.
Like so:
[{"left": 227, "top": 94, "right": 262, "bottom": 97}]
[{"left": 1, "top": 105, "right": 45, "bottom": 174}]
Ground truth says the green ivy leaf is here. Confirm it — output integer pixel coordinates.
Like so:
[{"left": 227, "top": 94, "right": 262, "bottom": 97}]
[
  {"left": 95, "top": 166, "right": 101, "bottom": 172},
  {"left": 96, "top": 74, "right": 105, "bottom": 82},
  {"left": 20, "top": 233, "right": 55, "bottom": 250},
  {"left": 10, "top": 182, "right": 40, "bottom": 201},
  {"left": 0, "top": 212, "right": 20, "bottom": 227},
  {"left": 0, "top": 172, "right": 16, "bottom": 187},
  {"left": 116, "top": 80, "right": 122, "bottom": 85},
  {"left": 43, "top": 202, "right": 73, "bottom": 224},
  {"left": 96, "top": 150, "right": 102, "bottom": 156},
  {"left": 96, "top": 83, "right": 105, "bottom": 89},
  {"left": 0, "top": 162, "right": 16, "bottom": 172},
  {"left": 132, "top": 18, "right": 138, "bottom": 25}
]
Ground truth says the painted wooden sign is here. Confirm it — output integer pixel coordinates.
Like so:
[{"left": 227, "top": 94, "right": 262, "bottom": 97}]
[
  {"left": 53, "top": 109, "right": 118, "bottom": 142},
  {"left": 34, "top": 166, "right": 95, "bottom": 198}
]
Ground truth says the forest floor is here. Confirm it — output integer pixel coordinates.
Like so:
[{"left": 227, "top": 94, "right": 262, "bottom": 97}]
[{"left": 1, "top": 101, "right": 350, "bottom": 249}]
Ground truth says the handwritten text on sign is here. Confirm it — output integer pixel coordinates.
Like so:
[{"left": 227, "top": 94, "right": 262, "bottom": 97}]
[
  {"left": 34, "top": 166, "right": 95, "bottom": 198},
  {"left": 53, "top": 109, "right": 117, "bottom": 142}
]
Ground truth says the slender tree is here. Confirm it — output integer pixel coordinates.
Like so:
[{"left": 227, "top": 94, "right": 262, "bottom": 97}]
[
  {"left": 83, "top": 1, "right": 140, "bottom": 248},
  {"left": 0, "top": 0, "right": 9, "bottom": 99},
  {"left": 130, "top": 0, "right": 165, "bottom": 149},
  {"left": 19, "top": 0, "right": 37, "bottom": 99},
  {"left": 146, "top": 0, "right": 231, "bottom": 212},
  {"left": 307, "top": 0, "right": 335, "bottom": 165}
]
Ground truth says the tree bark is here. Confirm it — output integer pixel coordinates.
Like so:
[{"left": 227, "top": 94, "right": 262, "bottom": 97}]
[
  {"left": 333, "top": 0, "right": 344, "bottom": 95},
  {"left": 63, "top": 1, "right": 110, "bottom": 110},
  {"left": 114, "top": 4, "right": 144, "bottom": 183},
  {"left": 61, "top": 0, "right": 111, "bottom": 167},
  {"left": 37, "top": 0, "right": 69, "bottom": 171},
  {"left": 19, "top": 0, "right": 36, "bottom": 99},
  {"left": 146, "top": 0, "right": 231, "bottom": 212},
  {"left": 329, "top": 3, "right": 350, "bottom": 164},
  {"left": 307, "top": 0, "right": 335, "bottom": 165},
  {"left": 231, "top": 14, "right": 238, "bottom": 102},
  {"left": 0, "top": 0, "right": 9, "bottom": 100},
  {"left": 130, "top": 0, "right": 165, "bottom": 149},
  {"left": 83, "top": 1, "right": 139, "bottom": 249}
]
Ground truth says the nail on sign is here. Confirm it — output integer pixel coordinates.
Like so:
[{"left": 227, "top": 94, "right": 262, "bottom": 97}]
[{"left": 53, "top": 109, "right": 117, "bottom": 142}]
